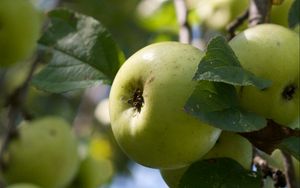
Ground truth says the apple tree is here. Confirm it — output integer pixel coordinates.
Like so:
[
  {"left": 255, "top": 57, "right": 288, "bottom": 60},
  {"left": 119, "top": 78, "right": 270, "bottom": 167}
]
[{"left": 0, "top": 0, "right": 299, "bottom": 188}]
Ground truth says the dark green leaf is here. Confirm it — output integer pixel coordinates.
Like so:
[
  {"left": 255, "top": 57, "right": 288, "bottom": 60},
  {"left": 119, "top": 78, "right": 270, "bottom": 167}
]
[
  {"left": 278, "top": 136, "right": 300, "bottom": 161},
  {"left": 32, "top": 9, "right": 124, "bottom": 93},
  {"left": 179, "top": 158, "right": 261, "bottom": 188},
  {"left": 288, "top": 0, "right": 300, "bottom": 28},
  {"left": 193, "top": 36, "right": 271, "bottom": 90},
  {"left": 185, "top": 81, "right": 267, "bottom": 132}
]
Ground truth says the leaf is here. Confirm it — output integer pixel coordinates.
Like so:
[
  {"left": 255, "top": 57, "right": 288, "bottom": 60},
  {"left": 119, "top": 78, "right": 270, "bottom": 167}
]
[
  {"left": 32, "top": 9, "right": 124, "bottom": 93},
  {"left": 278, "top": 136, "right": 300, "bottom": 161},
  {"left": 185, "top": 37, "right": 269, "bottom": 132},
  {"left": 179, "top": 158, "right": 261, "bottom": 188},
  {"left": 288, "top": 0, "right": 300, "bottom": 28},
  {"left": 194, "top": 36, "right": 272, "bottom": 90},
  {"left": 185, "top": 81, "right": 267, "bottom": 132}
]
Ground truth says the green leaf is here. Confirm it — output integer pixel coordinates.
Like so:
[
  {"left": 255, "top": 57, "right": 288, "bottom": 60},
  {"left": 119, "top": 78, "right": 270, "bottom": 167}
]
[
  {"left": 179, "top": 158, "right": 261, "bottom": 188},
  {"left": 278, "top": 136, "right": 300, "bottom": 161},
  {"left": 185, "top": 36, "right": 269, "bottom": 132},
  {"left": 185, "top": 81, "right": 267, "bottom": 132},
  {"left": 288, "top": 0, "right": 300, "bottom": 28},
  {"left": 32, "top": 8, "right": 124, "bottom": 93},
  {"left": 193, "top": 36, "right": 272, "bottom": 90}
]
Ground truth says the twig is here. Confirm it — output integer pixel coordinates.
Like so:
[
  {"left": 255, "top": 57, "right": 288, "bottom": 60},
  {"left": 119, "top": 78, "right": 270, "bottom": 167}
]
[
  {"left": 173, "top": 0, "right": 191, "bottom": 43},
  {"left": 0, "top": 58, "right": 40, "bottom": 171},
  {"left": 249, "top": 0, "right": 272, "bottom": 27},
  {"left": 281, "top": 151, "right": 297, "bottom": 188},
  {"left": 226, "top": 10, "right": 249, "bottom": 40},
  {"left": 239, "top": 119, "right": 300, "bottom": 154}
]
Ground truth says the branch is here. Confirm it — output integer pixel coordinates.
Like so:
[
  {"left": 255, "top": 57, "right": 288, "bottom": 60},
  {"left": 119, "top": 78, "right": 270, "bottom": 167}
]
[
  {"left": 281, "top": 151, "right": 297, "bottom": 188},
  {"left": 239, "top": 119, "right": 300, "bottom": 154},
  {"left": 249, "top": 0, "right": 272, "bottom": 27},
  {"left": 0, "top": 58, "right": 40, "bottom": 171},
  {"left": 174, "top": 0, "right": 191, "bottom": 43},
  {"left": 226, "top": 10, "right": 249, "bottom": 40}
]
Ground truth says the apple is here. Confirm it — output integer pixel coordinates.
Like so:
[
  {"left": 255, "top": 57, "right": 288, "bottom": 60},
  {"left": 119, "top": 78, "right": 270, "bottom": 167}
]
[
  {"left": 270, "top": 0, "right": 293, "bottom": 27},
  {"left": 0, "top": 0, "right": 41, "bottom": 67},
  {"left": 160, "top": 132, "right": 253, "bottom": 187},
  {"left": 68, "top": 156, "right": 113, "bottom": 188},
  {"left": 109, "top": 42, "right": 222, "bottom": 169},
  {"left": 2, "top": 117, "right": 80, "bottom": 188},
  {"left": 270, "top": 149, "right": 300, "bottom": 184},
  {"left": 196, "top": 0, "right": 249, "bottom": 30},
  {"left": 229, "top": 24, "right": 299, "bottom": 126},
  {"left": 68, "top": 135, "right": 114, "bottom": 188},
  {"left": 6, "top": 183, "right": 41, "bottom": 188}
]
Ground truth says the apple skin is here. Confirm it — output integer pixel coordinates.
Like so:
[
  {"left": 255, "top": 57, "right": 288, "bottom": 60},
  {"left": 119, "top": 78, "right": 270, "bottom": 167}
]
[
  {"left": 270, "top": 0, "right": 293, "bottom": 27},
  {"left": 160, "top": 132, "right": 252, "bottom": 188},
  {"left": 270, "top": 149, "right": 300, "bottom": 185},
  {"left": 0, "top": 0, "right": 40, "bottom": 67},
  {"left": 109, "top": 42, "right": 222, "bottom": 169},
  {"left": 197, "top": 0, "right": 249, "bottom": 30},
  {"left": 229, "top": 24, "right": 299, "bottom": 127},
  {"left": 68, "top": 156, "right": 113, "bottom": 188},
  {"left": 68, "top": 136, "right": 114, "bottom": 188},
  {"left": 2, "top": 117, "right": 80, "bottom": 188},
  {"left": 6, "top": 184, "right": 41, "bottom": 188}
]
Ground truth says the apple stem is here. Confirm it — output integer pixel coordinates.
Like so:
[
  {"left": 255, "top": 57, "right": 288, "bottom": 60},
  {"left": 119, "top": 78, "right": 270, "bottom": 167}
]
[
  {"left": 281, "top": 151, "right": 297, "bottom": 188},
  {"left": 173, "top": 0, "right": 191, "bottom": 44},
  {"left": 0, "top": 55, "right": 40, "bottom": 176},
  {"left": 249, "top": 0, "right": 272, "bottom": 27}
]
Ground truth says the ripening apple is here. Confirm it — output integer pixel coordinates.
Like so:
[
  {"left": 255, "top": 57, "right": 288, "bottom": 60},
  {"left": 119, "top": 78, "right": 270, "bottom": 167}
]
[
  {"left": 109, "top": 42, "right": 222, "bottom": 169},
  {"left": 0, "top": 0, "right": 41, "bottom": 67},
  {"left": 160, "top": 132, "right": 253, "bottom": 187},
  {"left": 2, "top": 117, "right": 80, "bottom": 188},
  {"left": 197, "top": 0, "right": 249, "bottom": 30},
  {"left": 229, "top": 24, "right": 299, "bottom": 127},
  {"left": 6, "top": 183, "right": 41, "bottom": 188}
]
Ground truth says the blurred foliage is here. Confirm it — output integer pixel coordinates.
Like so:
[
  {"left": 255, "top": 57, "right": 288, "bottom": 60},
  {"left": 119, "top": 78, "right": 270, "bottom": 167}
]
[{"left": 60, "top": 0, "right": 151, "bottom": 56}]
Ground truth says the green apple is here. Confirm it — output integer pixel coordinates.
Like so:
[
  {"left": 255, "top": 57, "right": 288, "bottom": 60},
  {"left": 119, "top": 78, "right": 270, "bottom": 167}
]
[
  {"left": 197, "top": 0, "right": 249, "bottom": 30},
  {"left": 270, "top": 0, "right": 293, "bottom": 27},
  {"left": 0, "top": 0, "right": 41, "bottom": 67},
  {"left": 68, "top": 135, "right": 114, "bottom": 188},
  {"left": 2, "top": 117, "right": 80, "bottom": 188},
  {"left": 6, "top": 183, "right": 41, "bottom": 188},
  {"left": 270, "top": 149, "right": 299, "bottom": 184},
  {"left": 109, "top": 42, "right": 222, "bottom": 169},
  {"left": 229, "top": 24, "right": 299, "bottom": 126},
  {"left": 160, "top": 132, "right": 252, "bottom": 188},
  {"left": 68, "top": 156, "right": 113, "bottom": 188}
]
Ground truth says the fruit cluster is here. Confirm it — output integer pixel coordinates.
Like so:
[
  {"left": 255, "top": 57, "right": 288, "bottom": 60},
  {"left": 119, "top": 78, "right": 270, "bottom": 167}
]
[
  {"left": 1, "top": 117, "right": 113, "bottom": 188},
  {"left": 109, "top": 24, "right": 299, "bottom": 187}
]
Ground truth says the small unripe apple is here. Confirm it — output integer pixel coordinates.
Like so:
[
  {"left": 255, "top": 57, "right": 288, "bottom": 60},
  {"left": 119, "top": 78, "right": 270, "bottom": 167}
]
[
  {"left": 6, "top": 183, "right": 41, "bottom": 188},
  {"left": 270, "top": 0, "right": 293, "bottom": 27},
  {"left": 270, "top": 149, "right": 299, "bottom": 183},
  {"left": 160, "top": 132, "right": 253, "bottom": 188},
  {"left": 109, "top": 42, "right": 221, "bottom": 169},
  {"left": 68, "top": 135, "right": 114, "bottom": 188},
  {"left": 0, "top": 0, "right": 41, "bottom": 67},
  {"left": 229, "top": 24, "right": 299, "bottom": 127},
  {"left": 69, "top": 156, "right": 113, "bottom": 188},
  {"left": 197, "top": 0, "right": 249, "bottom": 30},
  {"left": 2, "top": 117, "right": 80, "bottom": 188}
]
